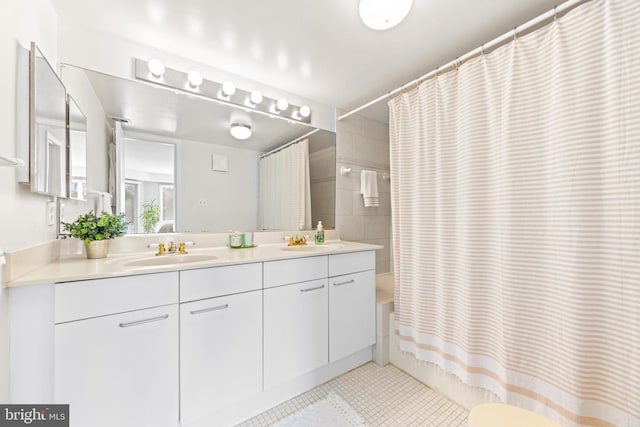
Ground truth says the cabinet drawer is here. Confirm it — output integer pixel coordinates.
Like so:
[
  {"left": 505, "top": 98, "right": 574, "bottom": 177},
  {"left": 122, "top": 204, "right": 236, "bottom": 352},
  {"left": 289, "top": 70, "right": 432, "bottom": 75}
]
[
  {"left": 55, "top": 272, "right": 178, "bottom": 324},
  {"left": 264, "top": 255, "right": 327, "bottom": 288},
  {"left": 180, "top": 263, "right": 262, "bottom": 302},
  {"left": 329, "top": 251, "right": 375, "bottom": 277}
]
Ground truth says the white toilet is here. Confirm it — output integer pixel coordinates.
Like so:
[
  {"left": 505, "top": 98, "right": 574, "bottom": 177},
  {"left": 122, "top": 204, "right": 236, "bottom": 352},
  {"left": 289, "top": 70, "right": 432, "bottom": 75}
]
[{"left": 469, "top": 403, "right": 564, "bottom": 427}]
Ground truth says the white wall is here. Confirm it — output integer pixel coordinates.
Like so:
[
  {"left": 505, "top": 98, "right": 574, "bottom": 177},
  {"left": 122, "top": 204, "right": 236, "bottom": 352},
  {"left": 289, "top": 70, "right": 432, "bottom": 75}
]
[
  {"left": 180, "top": 140, "right": 259, "bottom": 233},
  {"left": 0, "top": 1, "right": 58, "bottom": 251},
  {"left": 0, "top": 0, "right": 59, "bottom": 403}
]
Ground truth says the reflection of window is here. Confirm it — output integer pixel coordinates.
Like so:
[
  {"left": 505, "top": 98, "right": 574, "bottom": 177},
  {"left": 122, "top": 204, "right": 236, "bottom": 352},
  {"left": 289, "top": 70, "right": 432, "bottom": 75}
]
[
  {"left": 159, "top": 185, "right": 175, "bottom": 222},
  {"left": 124, "top": 181, "right": 141, "bottom": 234},
  {"left": 123, "top": 138, "right": 176, "bottom": 234},
  {"left": 70, "top": 178, "right": 86, "bottom": 200}
]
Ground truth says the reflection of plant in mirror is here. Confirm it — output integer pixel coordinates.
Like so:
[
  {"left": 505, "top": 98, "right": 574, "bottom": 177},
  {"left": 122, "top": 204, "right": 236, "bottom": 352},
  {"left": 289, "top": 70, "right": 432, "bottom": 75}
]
[
  {"left": 141, "top": 200, "right": 160, "bottom": 233},
  {"left": 63, "top": 211, "right": 127, "bottom": 243}
]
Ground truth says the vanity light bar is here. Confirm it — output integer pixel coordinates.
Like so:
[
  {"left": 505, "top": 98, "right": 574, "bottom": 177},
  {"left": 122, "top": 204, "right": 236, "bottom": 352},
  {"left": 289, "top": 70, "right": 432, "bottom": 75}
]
[{"left": 133, "top": 58, "right": 311, "bottom": 124}]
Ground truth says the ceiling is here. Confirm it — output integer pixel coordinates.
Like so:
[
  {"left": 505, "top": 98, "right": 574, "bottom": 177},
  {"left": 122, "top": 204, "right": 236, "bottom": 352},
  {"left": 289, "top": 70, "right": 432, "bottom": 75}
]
[{"left": 51, "top": 0, "right": 558, "bottom": 122}]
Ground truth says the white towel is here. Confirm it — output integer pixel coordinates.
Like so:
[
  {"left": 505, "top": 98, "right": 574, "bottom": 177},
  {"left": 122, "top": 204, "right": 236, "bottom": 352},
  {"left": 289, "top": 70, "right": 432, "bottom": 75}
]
[{"left": 360, "top": 170, "right": 379, "bottom": 207}]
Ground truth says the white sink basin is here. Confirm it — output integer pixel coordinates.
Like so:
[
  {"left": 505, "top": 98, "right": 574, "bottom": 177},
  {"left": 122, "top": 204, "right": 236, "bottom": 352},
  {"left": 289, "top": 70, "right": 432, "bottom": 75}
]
[
  {"left": 124, "top": 254, "right": 217, "bottom": 267},
  {"left": 280, "top": 244, "right": 343, "bottom": 252}
]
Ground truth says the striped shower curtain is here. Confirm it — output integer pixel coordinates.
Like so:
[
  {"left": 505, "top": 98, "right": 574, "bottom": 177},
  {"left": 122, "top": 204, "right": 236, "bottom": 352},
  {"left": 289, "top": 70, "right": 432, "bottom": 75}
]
[
  {"left": 388, "top": 1, "right": 639, "bottom": 426},
  {"left": 259, "top": 139, "right": 311, "bottom": 230}
]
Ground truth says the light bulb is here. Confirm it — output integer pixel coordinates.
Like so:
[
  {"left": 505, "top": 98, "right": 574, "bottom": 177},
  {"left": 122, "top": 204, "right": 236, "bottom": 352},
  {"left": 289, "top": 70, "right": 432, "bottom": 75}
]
[
  {"left": 299, "top": 105, "right": 311, "bottom": 118},
  {"left": 276, "top": 98, "right": 289, "bottom": 112},
  {"left": 222, "top": 81, "right": 236, "bottom": 96},
  {"left": 359, "top": 0, "right": 413, "bottom": 31},
  {"left": 147, "top": 59, "right": 165, "bottom": 77},
  {"left": 230, "top": 123, "right": 252, "bottom": 140},
  {"left": 187, "top": 70, "right": 203, "bottom": 87},
  {"left": 250, "top": 90, "right": 263, "bottom": 105}
]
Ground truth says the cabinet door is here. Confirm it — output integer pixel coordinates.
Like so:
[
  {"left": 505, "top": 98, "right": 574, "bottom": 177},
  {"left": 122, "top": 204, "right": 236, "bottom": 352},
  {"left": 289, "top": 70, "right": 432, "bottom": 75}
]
[
  {"left": 180, "top": 291, "right": 262, "bottom": 424},
  {"left": 264, "top": 279, "right": 328, "bottom": 389},
  {"left": 329, "top": 270, "right": 376, "bottom": 362},
  {"left": 54, "top": 305, "right": 179, "bottom": 427}
]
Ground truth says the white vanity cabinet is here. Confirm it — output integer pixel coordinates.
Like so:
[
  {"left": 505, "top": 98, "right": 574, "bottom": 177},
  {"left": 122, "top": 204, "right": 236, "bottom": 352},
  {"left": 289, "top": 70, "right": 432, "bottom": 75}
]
[
  {"left": 329, "top": 252, "right": 376, "bottom": 362},
  {"left": 35, "top": 246, "right": 377, "bottom": 427},
  {"left": 54, "top": 272, "right": 179, "bottom": 427},
  {"left": 179, "top": 264, "right": 262, "bottom": 425},
  {"left": 263, "top": 256, "right": 329, "bottom": 389}
]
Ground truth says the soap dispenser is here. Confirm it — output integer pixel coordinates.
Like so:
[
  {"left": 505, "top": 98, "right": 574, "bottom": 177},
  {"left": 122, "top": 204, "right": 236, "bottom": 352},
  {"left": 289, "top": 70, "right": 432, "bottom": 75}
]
[{"left": 315, "top": 221, "right": 325, "bottom": 245}]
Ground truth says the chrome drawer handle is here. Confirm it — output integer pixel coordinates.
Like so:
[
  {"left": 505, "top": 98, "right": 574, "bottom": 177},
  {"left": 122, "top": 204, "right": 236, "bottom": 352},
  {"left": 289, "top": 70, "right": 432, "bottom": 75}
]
[
  {"left": 119, "top": 314, "right": 169, "bottom": 328},
  {"left": 333, "top": 279, "right": 355, "bottom": 287},
  {"left": 300, "top": 284, "right": 325, "bottom": 293},
  {"left": 190, "top": 304, "right": 229, "bottom": 315}
]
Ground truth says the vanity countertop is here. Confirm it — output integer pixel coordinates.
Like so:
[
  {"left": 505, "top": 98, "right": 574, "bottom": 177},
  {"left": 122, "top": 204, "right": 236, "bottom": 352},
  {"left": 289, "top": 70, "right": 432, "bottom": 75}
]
[{"left": 6, "top": 240, "right": 382, "bottom": 287}]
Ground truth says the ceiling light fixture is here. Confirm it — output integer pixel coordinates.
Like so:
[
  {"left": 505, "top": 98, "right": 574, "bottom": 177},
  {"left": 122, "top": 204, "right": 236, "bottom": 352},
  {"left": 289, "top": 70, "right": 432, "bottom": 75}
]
[
  {"left": 230, "top": 123, "right": 252, "bottom": 140},
  {"left": 187, "top": 70, "right": 203, "bottom": 88},
  {"left": 275, "top": 98, "right": 289, "bottom": 112},
  {"left": 250, "top": 90, "right": 263, "bottom": 105},
  {"left": 134, "top": 58, "right": 311, "bottom": 124},
  {"left": 147, "top": 59, "right": 166, "bottom": 77},
  {"left": 222, "top": 81, "right": 236, "bottom": 97},
  {"left": 359, "top": 0, "right": 413, "bottom": 31},
  {"left": 299, "top": 105, "right": 311, "bottom": 118}
]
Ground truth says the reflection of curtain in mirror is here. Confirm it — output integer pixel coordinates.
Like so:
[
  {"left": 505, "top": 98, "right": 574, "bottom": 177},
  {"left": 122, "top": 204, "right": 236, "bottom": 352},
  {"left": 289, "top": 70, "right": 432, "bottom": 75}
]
[{"left": 259, "top": 139, "right": 311, "bottom": 230}]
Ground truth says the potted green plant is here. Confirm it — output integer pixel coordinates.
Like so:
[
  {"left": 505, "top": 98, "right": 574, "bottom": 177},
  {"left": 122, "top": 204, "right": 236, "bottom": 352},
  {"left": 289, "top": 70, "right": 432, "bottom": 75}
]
[
  {"left": 63, "top": 211, "right": 127, "bottom": 259},
  {"left": 140, "top": 200, "right": 160, "bottom": 233}
]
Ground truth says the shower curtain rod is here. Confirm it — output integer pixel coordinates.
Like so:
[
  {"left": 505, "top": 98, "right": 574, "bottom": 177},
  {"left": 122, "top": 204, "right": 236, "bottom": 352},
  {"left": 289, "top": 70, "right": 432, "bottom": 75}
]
[
  {"left": 259, "top": 128, "right": 319, "bottom": 159},
  {"left": 0, "top": 155, "right": 25, "bottom": 167},
  {"left": 337, "top": 0, "right": 589, "bottom": 121}
]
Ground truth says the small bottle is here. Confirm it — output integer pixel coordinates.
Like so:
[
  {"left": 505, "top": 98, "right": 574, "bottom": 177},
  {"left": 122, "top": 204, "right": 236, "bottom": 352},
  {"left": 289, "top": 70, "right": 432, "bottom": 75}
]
[{"left": 315, "top": 221, "right": 325, "bottom": 245}]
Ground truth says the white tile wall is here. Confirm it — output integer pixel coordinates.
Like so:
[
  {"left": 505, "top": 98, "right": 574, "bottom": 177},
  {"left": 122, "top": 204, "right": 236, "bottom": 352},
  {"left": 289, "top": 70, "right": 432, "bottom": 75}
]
[{"left": 336, "top": 112, "right": 391, "bottom": 273}]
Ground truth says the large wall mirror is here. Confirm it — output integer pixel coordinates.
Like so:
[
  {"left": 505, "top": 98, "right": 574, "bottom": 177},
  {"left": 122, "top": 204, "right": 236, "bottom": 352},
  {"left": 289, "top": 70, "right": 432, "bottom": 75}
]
[
  {"left": 60, "top": 64, "right": 336, "bottom": 234},
  {"left": 29, "top": 42, "right": 68, "bottom": 197}
]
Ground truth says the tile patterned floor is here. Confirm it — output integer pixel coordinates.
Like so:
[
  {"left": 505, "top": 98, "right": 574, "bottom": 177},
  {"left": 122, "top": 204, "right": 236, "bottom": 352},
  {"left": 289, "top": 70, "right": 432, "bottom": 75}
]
[{"left": 239, "top": 362, "right": 469, "bottom": 426}]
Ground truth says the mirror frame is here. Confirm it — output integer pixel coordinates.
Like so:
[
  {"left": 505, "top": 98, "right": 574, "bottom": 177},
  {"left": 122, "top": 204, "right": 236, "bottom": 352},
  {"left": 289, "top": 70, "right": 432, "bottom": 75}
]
[{"left": 29, "top": 42, "right": 68, "bottom": 197}]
